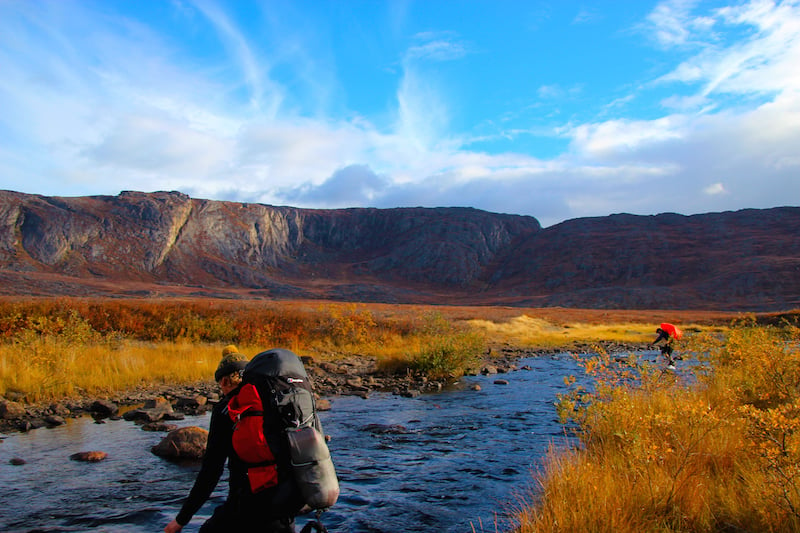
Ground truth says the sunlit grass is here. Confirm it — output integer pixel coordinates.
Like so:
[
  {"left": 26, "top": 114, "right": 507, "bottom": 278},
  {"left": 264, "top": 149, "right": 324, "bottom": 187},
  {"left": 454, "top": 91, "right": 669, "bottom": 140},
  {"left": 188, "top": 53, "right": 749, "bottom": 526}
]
[
  {"left": 0, "top": 300, "right": 489, "bottom": 402},
  {"left": 0, "top": 338, "right": 230, "bottom": 402},
  {"left": 467, "top": 314, "right": 722, "bottom": 348},
  {"left": 0, "top": 297, "right": 748, "bottom": 403}
]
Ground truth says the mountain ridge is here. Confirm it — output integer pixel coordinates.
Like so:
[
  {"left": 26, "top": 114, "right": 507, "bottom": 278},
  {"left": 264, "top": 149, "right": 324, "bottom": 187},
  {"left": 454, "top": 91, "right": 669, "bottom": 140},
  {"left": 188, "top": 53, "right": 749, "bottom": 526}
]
[{"left": 1, "top": 190, "right": 798, "bottom": 311}]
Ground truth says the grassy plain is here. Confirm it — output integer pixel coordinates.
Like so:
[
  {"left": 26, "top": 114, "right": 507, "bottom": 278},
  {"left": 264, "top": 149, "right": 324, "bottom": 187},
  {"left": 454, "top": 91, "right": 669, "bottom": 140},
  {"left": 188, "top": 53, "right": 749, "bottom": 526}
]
[{"left": 0, "top": 297, "right": 741, "bottom": 403}]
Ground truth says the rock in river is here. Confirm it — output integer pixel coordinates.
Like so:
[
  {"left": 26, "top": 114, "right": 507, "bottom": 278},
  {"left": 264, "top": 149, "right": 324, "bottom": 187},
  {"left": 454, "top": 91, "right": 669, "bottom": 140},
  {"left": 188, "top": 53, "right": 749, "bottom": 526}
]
[
  {"left": 151, "top": 426, "right": 208, "bottom": 460},
  {"left": 70, "top": 451, "right": 108, "bottom": 462}
]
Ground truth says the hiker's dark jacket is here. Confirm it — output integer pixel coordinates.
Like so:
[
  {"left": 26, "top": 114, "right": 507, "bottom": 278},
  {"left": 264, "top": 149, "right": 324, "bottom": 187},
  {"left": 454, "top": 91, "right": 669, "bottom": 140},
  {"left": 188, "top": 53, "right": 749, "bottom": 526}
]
[
  {"left": 176, "top": 389, "right": 248, "bottom": 526},
  {"left": 654, "top": 330, "right": 671, "bottom": 345}
]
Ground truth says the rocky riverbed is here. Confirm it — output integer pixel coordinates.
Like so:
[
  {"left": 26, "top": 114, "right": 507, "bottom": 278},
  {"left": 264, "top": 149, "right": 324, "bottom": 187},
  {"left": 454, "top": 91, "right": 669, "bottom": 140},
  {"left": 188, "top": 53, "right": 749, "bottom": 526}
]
[{"left": 0, "top": 342, "right": 647, "bottom": 435}]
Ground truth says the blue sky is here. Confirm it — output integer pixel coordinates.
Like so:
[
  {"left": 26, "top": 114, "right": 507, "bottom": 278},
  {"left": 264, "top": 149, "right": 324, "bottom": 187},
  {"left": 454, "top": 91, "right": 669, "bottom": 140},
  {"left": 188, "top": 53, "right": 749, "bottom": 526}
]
[{"left": 1, "top": 0, "right": 799, "bottom": 226}]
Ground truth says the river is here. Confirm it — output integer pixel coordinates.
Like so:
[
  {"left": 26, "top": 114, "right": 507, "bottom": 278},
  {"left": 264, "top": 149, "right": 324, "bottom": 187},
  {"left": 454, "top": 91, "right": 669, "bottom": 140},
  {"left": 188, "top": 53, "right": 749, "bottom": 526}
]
[{"left": 0, "top": 353, "right": 588, "bottom": 533}]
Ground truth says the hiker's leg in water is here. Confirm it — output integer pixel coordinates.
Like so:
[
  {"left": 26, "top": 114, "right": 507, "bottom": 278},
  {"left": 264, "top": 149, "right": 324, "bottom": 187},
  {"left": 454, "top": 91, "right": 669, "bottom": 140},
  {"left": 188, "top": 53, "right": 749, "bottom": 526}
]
[{"left": 663, "top": 345, "right": 675, "bottom": 366}]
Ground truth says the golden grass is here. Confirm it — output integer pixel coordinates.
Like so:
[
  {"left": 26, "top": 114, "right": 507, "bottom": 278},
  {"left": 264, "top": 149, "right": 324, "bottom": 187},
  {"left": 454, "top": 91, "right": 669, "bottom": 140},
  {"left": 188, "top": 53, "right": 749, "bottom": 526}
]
[
  {"left": 0, "top": 337, "right": 237, "bottom": 402},
  {"left": 467, "top": 314, "right": 726, "bottom": 348},
  {"left": 0, "top": 297, "right": 784, "bottom": 404},
  {"left": 512, "top": 321, "right": 800, "bottom": 532}
]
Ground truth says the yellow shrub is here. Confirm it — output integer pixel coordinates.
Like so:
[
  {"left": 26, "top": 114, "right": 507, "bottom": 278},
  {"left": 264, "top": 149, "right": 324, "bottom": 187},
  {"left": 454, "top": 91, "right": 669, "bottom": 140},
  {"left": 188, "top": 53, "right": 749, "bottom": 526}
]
[{"left": 514, "top": 323, "right": 800, "bottom": 532}]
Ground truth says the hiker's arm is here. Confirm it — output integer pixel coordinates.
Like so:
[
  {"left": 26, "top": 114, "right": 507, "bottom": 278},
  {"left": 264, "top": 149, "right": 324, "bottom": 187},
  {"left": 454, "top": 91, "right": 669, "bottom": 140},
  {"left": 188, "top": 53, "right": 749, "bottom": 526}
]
[
  {"left": 652, "top": 331, "right": 667, "bottom": 345},
  {"left": 173, "top": 406, "right": 231, "bottom": 526}
]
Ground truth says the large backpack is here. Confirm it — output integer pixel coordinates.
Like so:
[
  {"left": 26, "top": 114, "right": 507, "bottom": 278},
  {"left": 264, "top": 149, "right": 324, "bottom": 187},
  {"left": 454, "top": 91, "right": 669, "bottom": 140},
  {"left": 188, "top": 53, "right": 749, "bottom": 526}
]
[{"left": 226, "top": 348, "right": 340, "bottom": 511}]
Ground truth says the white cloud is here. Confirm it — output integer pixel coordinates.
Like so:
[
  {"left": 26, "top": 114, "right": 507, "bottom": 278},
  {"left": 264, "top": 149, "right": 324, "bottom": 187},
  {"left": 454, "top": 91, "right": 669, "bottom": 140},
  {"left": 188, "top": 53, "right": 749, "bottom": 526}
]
[
  {"left": 406, "top": 34, "right": 467, "bottom": 62},
  {"left": 644, "top": 0, "right": 702, "bottom": 47},
  {"left": 281, "top": 164, "right": 391, "bottom": 205},
  {"left": 569, "top": 116, "right": 688, "bottom": 157},
  {"left": 704, "top": 182, "right": 727, "bottom": 195},
  {"left": 190, "top": 0, "right": 280, "bottom": 115},
  {"left": 655, "top": 0, "right": 800, "bottom": 100}
]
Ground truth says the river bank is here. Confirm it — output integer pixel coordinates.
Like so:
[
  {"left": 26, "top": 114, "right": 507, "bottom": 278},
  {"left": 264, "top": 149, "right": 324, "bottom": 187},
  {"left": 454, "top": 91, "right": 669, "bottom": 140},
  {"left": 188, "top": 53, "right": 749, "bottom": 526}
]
[{"left": 0, "top": 341, "right": 647, "bottom": 435}]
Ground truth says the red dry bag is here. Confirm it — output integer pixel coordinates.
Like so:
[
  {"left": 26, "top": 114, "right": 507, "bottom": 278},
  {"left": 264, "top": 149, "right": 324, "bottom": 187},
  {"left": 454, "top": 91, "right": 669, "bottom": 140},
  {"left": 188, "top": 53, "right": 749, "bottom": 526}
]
[
  {"left": 227, "top": 383, "right": 278, "bottom": 492},
  {"left": 660, "top": 322, "right": 683, "bottom": 340}
]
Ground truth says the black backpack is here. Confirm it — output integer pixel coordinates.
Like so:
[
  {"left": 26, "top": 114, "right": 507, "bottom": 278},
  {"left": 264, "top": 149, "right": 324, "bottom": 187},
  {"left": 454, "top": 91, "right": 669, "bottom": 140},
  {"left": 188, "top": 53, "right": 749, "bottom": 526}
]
[{"left": 227, "top": 348, "right": 339, "bottom": 511}]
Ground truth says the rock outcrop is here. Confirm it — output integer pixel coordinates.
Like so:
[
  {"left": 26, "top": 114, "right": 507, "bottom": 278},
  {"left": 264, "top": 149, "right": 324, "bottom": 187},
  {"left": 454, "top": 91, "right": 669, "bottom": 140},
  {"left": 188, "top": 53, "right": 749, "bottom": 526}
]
[{"left": 1, "top": 190, "right": 798, "bottom": 310}]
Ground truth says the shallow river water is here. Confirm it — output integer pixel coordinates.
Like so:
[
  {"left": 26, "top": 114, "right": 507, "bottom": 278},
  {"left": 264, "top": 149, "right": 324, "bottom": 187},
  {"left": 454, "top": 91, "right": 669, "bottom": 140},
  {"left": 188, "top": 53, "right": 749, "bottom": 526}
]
[{"left": 0, "top": 353, "right": 592, "bottom": 533}]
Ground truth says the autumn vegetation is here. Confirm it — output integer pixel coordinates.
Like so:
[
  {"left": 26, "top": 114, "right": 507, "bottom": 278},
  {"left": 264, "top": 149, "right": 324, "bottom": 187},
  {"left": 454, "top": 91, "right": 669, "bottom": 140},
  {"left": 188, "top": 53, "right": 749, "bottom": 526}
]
[
  {"left": 3, "top": 297, "right": 800, "bottom": 531},
  {"left": 513, "top": 317, "right": 800, "bottom": 532},
  {"left": 0, "top": 297, "right": 743, "bottom": 403},
  {"left": 0, "top": 298, "right": 480, "bottom": 402}
]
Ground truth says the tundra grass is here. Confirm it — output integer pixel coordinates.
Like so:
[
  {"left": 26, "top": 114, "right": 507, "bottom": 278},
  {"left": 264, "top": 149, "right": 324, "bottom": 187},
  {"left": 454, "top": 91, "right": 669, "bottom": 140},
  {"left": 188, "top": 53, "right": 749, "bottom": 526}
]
[
  {"left": 512, "top": 320, "right": 800, "bottom": 532},
  {"left": 0, "top": 298, "right": 746, "bottom": 403},
  {"left": 0, "top": 300, "right": 486, "bottom": 402}
]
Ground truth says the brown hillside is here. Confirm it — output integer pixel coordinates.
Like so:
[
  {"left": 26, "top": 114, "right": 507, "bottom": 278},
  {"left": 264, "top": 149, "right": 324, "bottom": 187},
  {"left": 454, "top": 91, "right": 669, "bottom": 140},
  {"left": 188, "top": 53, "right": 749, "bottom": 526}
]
[{"left": 0, "top": 190, "right": 797, "bottom": 311}]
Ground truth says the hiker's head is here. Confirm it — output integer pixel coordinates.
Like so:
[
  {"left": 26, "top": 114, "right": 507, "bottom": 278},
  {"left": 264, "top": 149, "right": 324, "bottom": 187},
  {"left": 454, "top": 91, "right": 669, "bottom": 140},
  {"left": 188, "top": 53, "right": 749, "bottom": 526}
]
[
  {"left": 215, "top": 346, "right": 248, "bottom": 393},
  {"left": 656, "top": 327, "right": 664, "bottom": 334}
]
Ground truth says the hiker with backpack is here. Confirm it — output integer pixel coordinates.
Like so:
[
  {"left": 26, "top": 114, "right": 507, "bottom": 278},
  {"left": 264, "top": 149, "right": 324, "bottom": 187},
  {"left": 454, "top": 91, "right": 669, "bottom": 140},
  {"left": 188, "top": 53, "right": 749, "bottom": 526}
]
[
  {"left": 164, "top": 346, "right": 338, "bottom": 533},
  {"left": 164, "top": 346, "right": 300, "bottom": 533},
  {"left": 651, "top": 323, "right": 683, "bottom": 368}
]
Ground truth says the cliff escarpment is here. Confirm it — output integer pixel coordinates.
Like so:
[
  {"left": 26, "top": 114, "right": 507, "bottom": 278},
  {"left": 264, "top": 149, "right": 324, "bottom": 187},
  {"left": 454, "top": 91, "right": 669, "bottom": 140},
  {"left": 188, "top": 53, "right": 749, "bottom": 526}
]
[{"left": 1, "top": 190, "right": 798, "bottom": 310}]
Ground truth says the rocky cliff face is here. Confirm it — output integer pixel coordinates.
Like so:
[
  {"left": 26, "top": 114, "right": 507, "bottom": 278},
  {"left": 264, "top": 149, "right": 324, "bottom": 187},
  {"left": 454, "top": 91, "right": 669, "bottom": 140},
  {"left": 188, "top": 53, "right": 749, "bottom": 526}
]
[
  {"left": 0, "top": 191, "right": 540, "bottom": 301},
  {"left": 0, "top": 190, "right": 797, "bottom": 310}
]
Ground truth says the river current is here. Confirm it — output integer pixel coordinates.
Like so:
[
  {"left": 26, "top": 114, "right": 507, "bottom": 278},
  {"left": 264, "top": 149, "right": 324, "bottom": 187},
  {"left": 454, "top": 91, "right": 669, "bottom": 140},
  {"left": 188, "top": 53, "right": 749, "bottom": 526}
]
[{"left": 0, "top": 353, "right": 589, "bottom": 533}]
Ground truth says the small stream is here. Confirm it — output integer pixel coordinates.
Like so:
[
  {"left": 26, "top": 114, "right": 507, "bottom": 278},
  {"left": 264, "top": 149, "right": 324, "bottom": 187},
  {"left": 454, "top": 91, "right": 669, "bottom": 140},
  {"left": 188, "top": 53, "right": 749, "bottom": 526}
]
[{"left": 0, "top": 353, "right": 593, "bottom": 533}]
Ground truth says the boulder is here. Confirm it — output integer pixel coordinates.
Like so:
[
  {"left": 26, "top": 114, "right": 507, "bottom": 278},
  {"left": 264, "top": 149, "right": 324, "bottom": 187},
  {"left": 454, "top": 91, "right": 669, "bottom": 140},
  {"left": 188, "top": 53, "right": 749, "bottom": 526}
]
[
  {"left": 123, "top": 408, "right": 164, "bottom": 423},
  {"left": 345, "top": 377, "right": 366, "bottom": 390},
  {"left": 9, "top": 457, "right": 26, "bottom": 465},
  {"left": 175, "top": 395, "right": 207, "bottom": 409},
  {"left": 70, "top": 451, "right": 108, "bottom": 462},
  {"left": 151, "top": 426, "right": 208, "bottom": 460},
  {"left": 319, "top": 362, "right": 341, "bottom": 374},
  {"left": 124, "top": 398, "right": 174, "bottom": 423},
  {"left": 90, "top": 399, "right": 118, "bottom": 418},
  {"left": 0, "top": 400, "right": 26, "bottom": 420},
  {"left": 316, "top": 399, "right": 332, "bottom": 411},
  {"left": 44, "top": 415, "right": 66, "bottom": 427},
  {"left": 144, "top": 397, "right": 172, "bottom": 410},
  {"left": 48, "top": 402, "right": 71, "bottom": 416}
]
